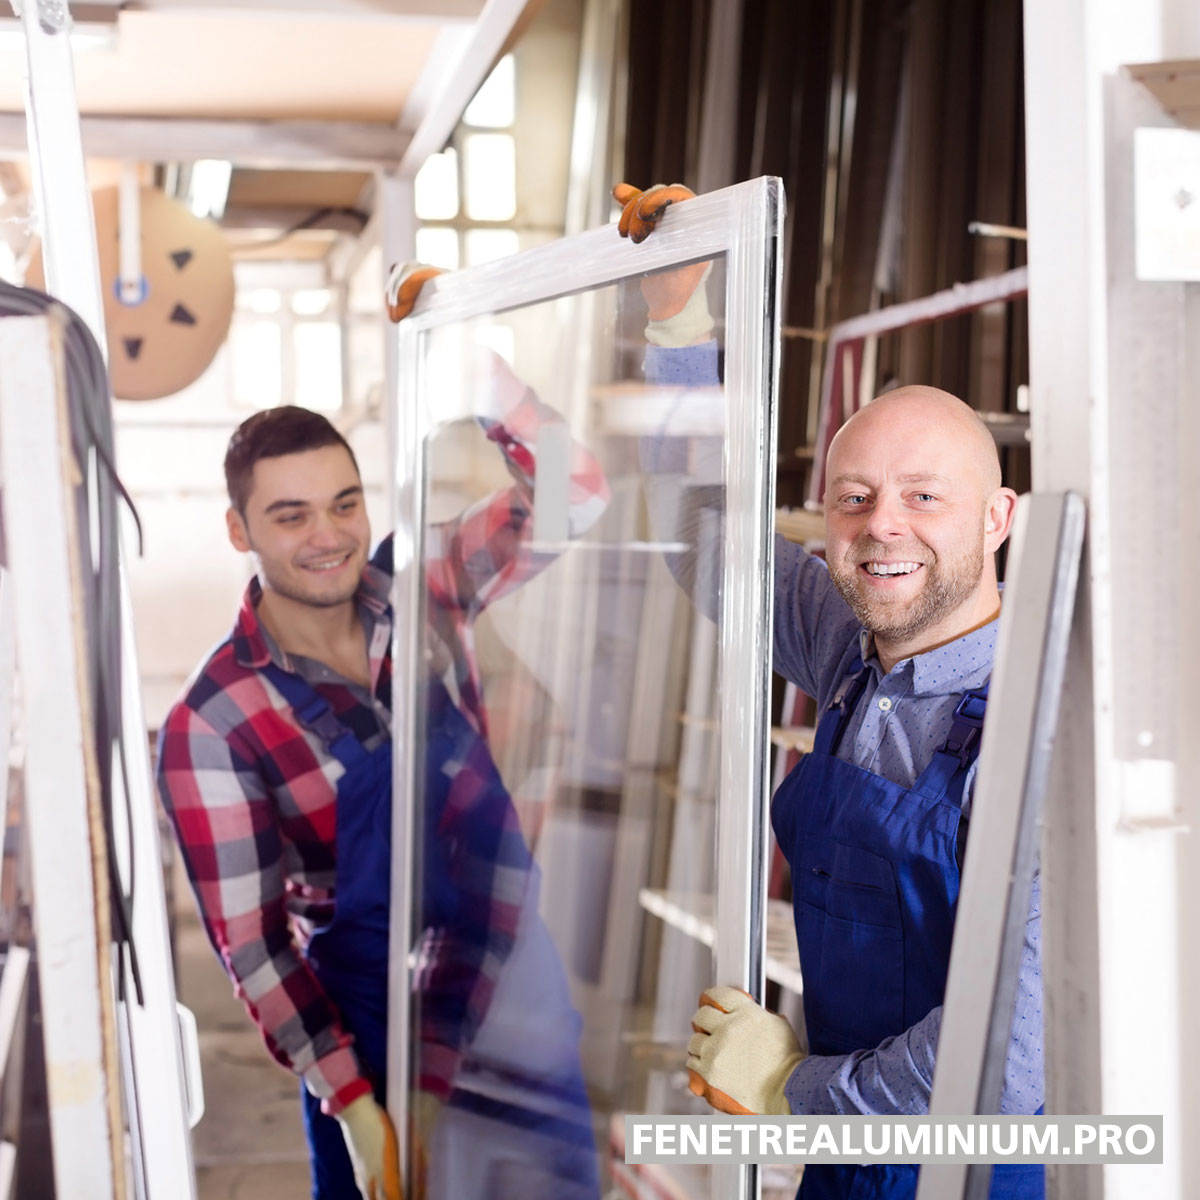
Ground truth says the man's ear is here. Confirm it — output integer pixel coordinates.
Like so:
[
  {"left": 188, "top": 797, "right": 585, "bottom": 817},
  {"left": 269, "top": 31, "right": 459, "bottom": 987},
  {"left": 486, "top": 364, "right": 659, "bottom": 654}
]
[
  {"left": 984, "top": 487, "right": 1019, "bottom": 553},
  {"left": 226, "top": 506, "right": 251, "bottom": 553}
]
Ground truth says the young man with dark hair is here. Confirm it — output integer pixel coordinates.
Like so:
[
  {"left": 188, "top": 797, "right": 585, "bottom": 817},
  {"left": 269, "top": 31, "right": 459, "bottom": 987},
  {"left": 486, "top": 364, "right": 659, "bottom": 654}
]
[
  {"left": 223, "top": 405, "right": 359, "bottom": 513},
  {"left": 158, "top": 354, "right": 608, "bottom": 1197}
]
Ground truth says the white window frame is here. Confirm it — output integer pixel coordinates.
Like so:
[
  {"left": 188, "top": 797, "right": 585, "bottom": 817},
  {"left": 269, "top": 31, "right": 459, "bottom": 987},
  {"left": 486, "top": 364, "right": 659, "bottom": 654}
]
[{"left": 387, "top": 176, "right": 784, "bottom": 1200}]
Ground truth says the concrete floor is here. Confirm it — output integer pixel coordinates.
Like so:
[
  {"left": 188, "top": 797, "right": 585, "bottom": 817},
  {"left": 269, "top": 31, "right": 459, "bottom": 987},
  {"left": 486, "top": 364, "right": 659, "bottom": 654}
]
[{"left": 174, "top": 883, "right": 313, "bottom": 1199}]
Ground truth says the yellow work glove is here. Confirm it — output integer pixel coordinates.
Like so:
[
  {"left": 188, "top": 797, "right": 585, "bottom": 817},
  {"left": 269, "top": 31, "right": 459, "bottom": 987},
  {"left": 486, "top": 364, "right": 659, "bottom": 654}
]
[
  {"left": 335, "top": 1094, "right": 402, "bottom": 1200},
  {"left": 408, "top": 1091, "right": 444, "bottom": 1199},
  {"left": 686, "top": 985, "right": 805, "bottom": 1116},
  {"left": 385, "top": 261, "right": 446, "bottom": 323},
  {"left": 612, "top": 182, "right": 714, "bottom": 347}
]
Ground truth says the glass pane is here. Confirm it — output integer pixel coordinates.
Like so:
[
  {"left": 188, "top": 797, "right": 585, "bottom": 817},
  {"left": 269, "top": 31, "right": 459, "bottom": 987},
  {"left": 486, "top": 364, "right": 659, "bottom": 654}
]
[
  {"left": 464, "top": 228, "right": 519, "bottom": 267},
  {"left": 348, "top": 243, "right": 383, "bottom": 314},
  {"left": 404, "top": 255, "right": 768, "bottom": 1200},
  {"left": 243, "top": 287, "right": 282, "bottom": 315},
  {"left": 230, "top": 318, "right": 281, "bottom": 409},
  {"left": 416, "top": 227, "right": 461, "bottom": 272},
  {"left": 463, "top": 53, "right": 515, "bottom": 128},
  {"left": 291, "top": 287, "right": 332, "bottom": 316},
  {"left": 463, "top": 133, "right": 516, "bottom": 221},
  {"left": 346, "top": 317, "right": 383, "bottom": 410},
  {"left": 415, "top": 149, "right": 460, "bottom": 221},
  {"left": 292, "top": 321, "right": 342, "bottom": 412}
]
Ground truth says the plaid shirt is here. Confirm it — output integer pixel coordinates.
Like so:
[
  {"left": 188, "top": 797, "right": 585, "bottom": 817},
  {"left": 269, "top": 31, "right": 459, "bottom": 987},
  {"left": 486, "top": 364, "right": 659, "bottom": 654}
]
[{"left": 158, "top": 367, "right": 609, "bottom": 1115}]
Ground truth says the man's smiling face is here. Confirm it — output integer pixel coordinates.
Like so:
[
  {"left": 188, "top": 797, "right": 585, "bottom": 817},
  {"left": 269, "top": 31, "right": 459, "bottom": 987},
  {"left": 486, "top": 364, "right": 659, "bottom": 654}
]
[
  {"left": 226, "top": 444, "right": 371, "bottom": 609},
  {"left": 823, "top": 387, "right": 1013, "bottom": 657}
]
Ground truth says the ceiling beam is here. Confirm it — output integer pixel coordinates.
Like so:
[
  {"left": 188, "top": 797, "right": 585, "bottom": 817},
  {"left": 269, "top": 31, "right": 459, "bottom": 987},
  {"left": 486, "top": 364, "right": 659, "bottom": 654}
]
[
  {"left": 0, "top": 113, "right": 410, "bottom": 169},
  {"left": 394, "top": 0, "right": 533, "bottom": 176},
  {"left": 117, "top": 0, "right": 485, "bottom": 19}
]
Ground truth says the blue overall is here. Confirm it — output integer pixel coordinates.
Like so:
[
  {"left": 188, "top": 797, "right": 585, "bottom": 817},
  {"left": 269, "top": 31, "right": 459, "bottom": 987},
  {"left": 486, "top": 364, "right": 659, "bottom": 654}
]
[
  {"left": 771, "top": 659, "right": 1043, "bottom": 1200},
  {"left": 263, "top": 663, "right": 392, "bottom": 1200},
  {"left": 267, "top": 663, "right": 598, "bottom": 1199}
]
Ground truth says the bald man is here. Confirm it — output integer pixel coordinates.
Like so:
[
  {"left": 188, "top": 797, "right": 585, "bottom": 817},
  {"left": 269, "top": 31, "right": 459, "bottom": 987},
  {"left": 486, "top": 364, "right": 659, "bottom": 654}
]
[{"left": 688, "top": 388, "right": 1043, "bottom": 1200}]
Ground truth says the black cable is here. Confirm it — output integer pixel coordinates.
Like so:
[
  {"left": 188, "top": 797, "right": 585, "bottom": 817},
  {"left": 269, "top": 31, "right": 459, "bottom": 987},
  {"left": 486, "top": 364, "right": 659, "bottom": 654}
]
[
  {"left": 0, "top": 280, "right": 145, "bottom": 1005},
  {"left": 235, "top": 204, "right": 371, "bottom": 251}
]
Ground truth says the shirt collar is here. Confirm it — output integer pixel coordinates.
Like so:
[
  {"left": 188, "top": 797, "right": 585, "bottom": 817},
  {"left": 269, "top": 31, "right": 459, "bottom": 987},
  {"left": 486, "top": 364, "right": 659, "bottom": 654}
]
[
  {"left": 858, "top": 611, "right": 999, "bottom": 696},
  {"left": 231, "top": 561, "right": 392, "bottom": 671}
]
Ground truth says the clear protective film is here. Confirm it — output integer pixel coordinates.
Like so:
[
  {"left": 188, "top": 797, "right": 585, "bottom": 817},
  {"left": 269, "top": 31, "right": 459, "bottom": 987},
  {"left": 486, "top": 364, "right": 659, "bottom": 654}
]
[{"left": 388, "top": 179, "right": 783, "bottom": 1199}]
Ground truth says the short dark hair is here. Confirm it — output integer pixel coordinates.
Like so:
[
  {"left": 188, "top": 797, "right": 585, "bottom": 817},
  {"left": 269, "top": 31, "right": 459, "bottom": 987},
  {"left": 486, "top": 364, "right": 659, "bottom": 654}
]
[{"left": 224, "top": 405, "right": 360, "bottom": 512}]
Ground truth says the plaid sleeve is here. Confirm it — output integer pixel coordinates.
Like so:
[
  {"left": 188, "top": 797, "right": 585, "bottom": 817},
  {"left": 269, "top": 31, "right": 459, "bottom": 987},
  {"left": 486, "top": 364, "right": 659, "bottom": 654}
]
[
  {"left": 425, "top": 354, "right": 610, "bottom": 619},
  {"left": 156, "top": 701, "right": 372, "bottom": 1115},
  {"left": 412, "top": 726, "right": 532, "bottom": 1100}
]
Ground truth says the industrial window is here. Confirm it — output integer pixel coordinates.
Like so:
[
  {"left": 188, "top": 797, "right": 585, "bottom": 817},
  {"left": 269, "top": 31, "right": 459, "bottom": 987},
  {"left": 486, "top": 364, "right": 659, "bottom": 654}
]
[{"left": 414, "top": 54, "right": 519, "bottom": 270}]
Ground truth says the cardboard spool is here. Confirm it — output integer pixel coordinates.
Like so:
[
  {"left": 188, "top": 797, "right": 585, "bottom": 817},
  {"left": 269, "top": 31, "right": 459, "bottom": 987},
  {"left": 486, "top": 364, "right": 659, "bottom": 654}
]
[{"left": 28, "top": 186, "right": 235, "bottom": 401}]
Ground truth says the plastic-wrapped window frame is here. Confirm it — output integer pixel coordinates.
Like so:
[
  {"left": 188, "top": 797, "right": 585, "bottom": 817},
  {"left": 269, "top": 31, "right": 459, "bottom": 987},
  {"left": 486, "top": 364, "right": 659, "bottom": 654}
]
[{"left": 386, "top": 177, "right": 785, "bottom": 1168}]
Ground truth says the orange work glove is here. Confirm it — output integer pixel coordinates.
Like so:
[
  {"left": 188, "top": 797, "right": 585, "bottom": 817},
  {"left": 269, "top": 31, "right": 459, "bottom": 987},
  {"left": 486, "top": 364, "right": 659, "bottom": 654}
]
[
  {"left": 612, "top": 182, "right": 714, "bottom": 345},
  {"left": 686, "top": 985, "right": 805, "bottom": 1116},
  {"left": 612, "top": 182, "right": 696, "bottom": 243},
  {"left": 385, "top": 262, "right": 446, "bottom": 323}
]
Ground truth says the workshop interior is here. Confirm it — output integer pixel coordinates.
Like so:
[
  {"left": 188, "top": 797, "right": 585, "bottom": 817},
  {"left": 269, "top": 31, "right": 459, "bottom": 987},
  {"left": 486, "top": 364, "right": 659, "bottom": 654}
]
[{"left": 0, "top": 0, "right": 1196, "bottom": 1198}]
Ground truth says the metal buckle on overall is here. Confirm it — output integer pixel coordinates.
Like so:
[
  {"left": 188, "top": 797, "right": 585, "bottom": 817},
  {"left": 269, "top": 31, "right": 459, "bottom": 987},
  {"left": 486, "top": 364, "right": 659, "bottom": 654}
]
[
  {"left": 830, "top": 658, "right": 868, "bottom": 712},
  {"left": 943, "top": 689, "right": 987, "bottom": 765}
]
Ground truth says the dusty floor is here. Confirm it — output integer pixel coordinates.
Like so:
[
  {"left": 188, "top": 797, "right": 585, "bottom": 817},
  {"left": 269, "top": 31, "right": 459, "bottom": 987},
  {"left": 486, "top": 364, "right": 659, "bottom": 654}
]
[{"left": 175, "top": 881, "right": 313, "bottom": 1199}]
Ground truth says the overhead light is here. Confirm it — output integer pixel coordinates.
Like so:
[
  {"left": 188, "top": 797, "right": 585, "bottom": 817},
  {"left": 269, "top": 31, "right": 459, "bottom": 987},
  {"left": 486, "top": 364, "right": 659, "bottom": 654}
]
[{"left": 188, "top": 160, "right": 232, "bottom": 221}]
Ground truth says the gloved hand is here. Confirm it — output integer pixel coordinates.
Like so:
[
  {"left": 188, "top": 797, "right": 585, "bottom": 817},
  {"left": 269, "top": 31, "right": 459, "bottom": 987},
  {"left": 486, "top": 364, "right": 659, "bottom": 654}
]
[
  {"left": 336, "top": 1093, "right": 402, "bottom": 1200},
  {"left": 612, "top": 182, "right": 696, "bottom": 243},
  {"left": 385, "top": 261, "right": 446, "bottom": 323},
  {"left": 612, "top": 182, "right": 713, "bottom": 346},
  {"left": 408, "top": 1091, "right": 444, "bottom": 1199},
  {"left": 686, "top": 985, "right": 805, "bottom": 1116}
]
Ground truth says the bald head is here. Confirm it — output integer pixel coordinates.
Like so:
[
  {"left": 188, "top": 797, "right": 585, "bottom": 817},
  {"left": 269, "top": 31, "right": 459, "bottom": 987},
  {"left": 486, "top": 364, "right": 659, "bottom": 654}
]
[
  {"left": 822, "top": 384, "right": 1017, "bottom": 670},
  {"left": 828, "top": 385, "right": 1001, "bottom": 497}
]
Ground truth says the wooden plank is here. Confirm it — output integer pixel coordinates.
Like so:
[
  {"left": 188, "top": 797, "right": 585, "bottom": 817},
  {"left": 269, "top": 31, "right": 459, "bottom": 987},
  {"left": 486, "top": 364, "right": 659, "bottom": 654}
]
[
  {"left": 0, "top": 315, "right": 121, "bottom": 1200},
  {"left": 1127, "top": 59, "right": 1200, "bottom": 128}
]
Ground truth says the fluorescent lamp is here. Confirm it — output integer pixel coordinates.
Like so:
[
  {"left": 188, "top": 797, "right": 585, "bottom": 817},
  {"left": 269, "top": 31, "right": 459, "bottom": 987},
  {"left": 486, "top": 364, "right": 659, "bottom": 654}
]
[{"left": 188, "top": 160, "right": 232, "bottom": 221}]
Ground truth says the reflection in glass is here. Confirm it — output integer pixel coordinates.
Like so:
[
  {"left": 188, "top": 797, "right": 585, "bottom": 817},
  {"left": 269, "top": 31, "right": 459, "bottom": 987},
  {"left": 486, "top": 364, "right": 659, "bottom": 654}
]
[{"left": 407, "top": 260, "right": 746, "bottom": 1198}]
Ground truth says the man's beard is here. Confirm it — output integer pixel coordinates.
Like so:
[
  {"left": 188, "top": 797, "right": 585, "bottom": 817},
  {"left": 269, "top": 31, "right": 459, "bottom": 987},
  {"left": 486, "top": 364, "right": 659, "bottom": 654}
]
[{"left": 828, "top": 538, "right": 985, "bottom": 644}]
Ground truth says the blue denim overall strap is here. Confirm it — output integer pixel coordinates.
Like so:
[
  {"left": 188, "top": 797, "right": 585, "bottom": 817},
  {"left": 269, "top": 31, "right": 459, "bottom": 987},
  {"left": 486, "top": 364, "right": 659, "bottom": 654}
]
[
  {"left": 262, "top": 663, "right": 392, "bottom": 1200},
  {"left": 771, "top": 659, "right": 1042, "bottom": 1200}
]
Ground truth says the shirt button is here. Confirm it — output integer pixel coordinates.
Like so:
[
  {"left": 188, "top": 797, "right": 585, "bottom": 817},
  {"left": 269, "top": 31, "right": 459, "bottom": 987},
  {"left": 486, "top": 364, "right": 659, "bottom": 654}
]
[{"left": 878, "top": 697, "right": 893, "bottom": 712}]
